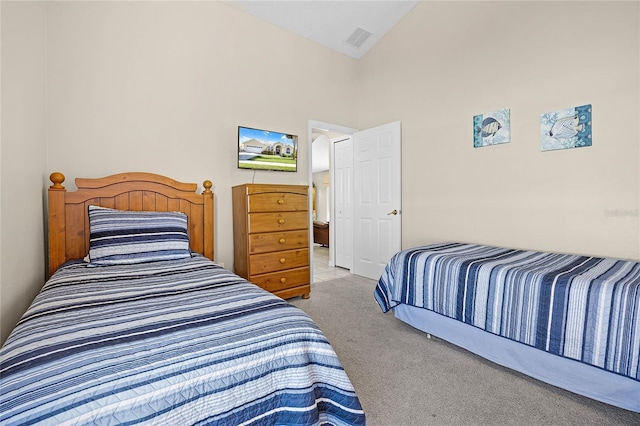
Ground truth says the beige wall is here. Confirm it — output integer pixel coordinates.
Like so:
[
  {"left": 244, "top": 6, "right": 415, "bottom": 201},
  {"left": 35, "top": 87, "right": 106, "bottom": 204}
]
[
  {"left": 1, "top": 1, "right": 48, "bottom": 342},
  {"left": 45, "top": 1, "right": 358, "bottom": 265},
  {"left": 312, "top": 170, "right": 330, "bottom": 223},
  {"left": 357, "top": 1, "right": 640, "bottom": 260}
]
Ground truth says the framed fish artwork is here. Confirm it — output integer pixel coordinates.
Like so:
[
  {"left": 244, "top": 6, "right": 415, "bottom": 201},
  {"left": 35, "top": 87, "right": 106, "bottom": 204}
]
[
  {"left": 540, "top": 104, "right": 592, "bottom": 151},
  {"left": 473, "top": 108, "right": 511, "bottom": 148}
]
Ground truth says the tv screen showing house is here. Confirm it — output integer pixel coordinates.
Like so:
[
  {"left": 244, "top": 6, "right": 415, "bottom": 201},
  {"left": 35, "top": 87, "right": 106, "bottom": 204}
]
[{"left": 238, "top": 126, "right": 298, "bottom": 172}]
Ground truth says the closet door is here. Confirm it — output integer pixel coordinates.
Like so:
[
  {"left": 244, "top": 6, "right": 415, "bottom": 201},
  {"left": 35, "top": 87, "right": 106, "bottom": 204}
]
[{"left": 334, "top": 137, "right": 353, "bottom": 270}]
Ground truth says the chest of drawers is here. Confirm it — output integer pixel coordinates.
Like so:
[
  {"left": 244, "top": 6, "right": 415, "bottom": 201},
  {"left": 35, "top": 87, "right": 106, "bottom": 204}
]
[{"left": 232, "top": 184, "right": 310, "bottom": 299}]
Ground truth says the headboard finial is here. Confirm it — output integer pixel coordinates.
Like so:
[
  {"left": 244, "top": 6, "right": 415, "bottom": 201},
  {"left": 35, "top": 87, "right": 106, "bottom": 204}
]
[
  {"left": 203, "top": 180, "right": 213, "bottom": 194},
  {"left": 49, "top": 172, "right": 66, "bottom": 189}
]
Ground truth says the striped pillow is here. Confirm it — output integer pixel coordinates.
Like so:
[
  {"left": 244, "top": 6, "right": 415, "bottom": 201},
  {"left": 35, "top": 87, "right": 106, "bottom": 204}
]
[{"left": 87, "top": 205, "right": 191, "bottom": 266}]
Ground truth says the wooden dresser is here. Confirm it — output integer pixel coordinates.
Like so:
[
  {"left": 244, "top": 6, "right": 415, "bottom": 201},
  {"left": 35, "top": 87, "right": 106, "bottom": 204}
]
[{"left": 232, "top": 184, "right": 310, "bottom": 299}]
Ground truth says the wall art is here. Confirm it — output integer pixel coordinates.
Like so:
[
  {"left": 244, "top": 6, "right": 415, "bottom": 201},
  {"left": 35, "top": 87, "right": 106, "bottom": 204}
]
[
  {"left": 540, "top": 104, "right": 592, "bottom": 151},
  {"left": 473, "top": 108, "right": 511, "bottom": 148}
]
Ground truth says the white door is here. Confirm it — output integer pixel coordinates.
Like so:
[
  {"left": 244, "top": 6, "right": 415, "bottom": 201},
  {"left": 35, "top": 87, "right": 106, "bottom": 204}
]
[
  {"left": 333, "top": 138, "right": 353, "bottom": 269},
  {"left": 353, "top": 121, "right": 402, "bottom": 280}
]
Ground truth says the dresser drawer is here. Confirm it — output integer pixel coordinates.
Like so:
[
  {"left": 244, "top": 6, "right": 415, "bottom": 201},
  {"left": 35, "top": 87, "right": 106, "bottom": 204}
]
[
  {"left": 248, "top": 211, "right": 308, "bottom": 233},
  {"left": 249, "top": 248, "right": 309, "bottom": 275},
  {"left": 249, "top": 230, "right": 309, "bottom": 254},
  {"left": 250, "top": 267, "right": 310, "bottom": 292},
  {"left": 247, "top": 192, "right": 307, "bottom": 213}
]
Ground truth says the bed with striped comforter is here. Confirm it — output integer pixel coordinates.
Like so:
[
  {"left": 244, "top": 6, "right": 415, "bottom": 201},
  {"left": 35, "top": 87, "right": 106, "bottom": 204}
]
[
  {"left": 0, "top": 255, "right": 365, "bottom": 425},
  {"left": 375, "top": 242, "right": 640, "bottom": 383}
]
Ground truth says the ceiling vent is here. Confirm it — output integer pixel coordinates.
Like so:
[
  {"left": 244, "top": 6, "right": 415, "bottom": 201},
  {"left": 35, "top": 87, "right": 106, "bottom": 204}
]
[{"left": 345, "top": 27, "right": 372, "bottom": 48}]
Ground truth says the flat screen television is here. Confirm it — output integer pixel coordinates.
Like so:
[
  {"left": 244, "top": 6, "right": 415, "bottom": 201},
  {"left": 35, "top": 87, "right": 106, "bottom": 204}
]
[{"left": 238, "top": 126, "right": 298, "bottom": 172}]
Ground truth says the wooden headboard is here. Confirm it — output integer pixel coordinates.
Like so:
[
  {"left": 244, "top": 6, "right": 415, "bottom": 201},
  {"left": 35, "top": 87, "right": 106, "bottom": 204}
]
[{"left": 48, "top": 172, "right": 214, "bottom": 277}]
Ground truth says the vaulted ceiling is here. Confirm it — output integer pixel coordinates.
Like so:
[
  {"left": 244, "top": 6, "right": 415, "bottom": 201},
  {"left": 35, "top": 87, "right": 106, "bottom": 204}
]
[{"left": 224, "top": 1, "right": 419, "bottom": 59}]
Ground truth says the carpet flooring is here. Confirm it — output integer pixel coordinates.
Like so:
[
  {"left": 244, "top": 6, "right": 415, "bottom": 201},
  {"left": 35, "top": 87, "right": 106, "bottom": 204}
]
[{"left": 289, "top": 275, "right": 640, "bottom": 426}]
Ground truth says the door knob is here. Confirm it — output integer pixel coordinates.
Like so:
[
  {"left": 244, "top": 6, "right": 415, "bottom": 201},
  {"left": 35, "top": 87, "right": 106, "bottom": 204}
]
[{"left": 387, "top": 209, "right": 398, "bottom": 216}]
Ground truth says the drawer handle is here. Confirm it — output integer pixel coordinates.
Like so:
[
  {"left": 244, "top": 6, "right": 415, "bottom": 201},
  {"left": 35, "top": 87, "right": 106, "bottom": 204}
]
[
  {"left": 279, "top": 258, "right": 286, "bottom": 264},
  {"left": 278, "top": 219, "right": 285, "bottom": 224},
  {"left": 280, "top": 277, "right": 287, "bottom": 283},
  {"left": 277, "top": 199, "right": 285, "bottom": 204},
  {"left": 279, "top": 238, "right": 286, "bottom": 244}
]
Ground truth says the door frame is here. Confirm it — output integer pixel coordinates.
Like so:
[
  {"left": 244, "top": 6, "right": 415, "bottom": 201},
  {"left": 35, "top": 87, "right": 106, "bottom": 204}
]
[{"left": 307, "top": 120, "right": 358, "bottom": 279}]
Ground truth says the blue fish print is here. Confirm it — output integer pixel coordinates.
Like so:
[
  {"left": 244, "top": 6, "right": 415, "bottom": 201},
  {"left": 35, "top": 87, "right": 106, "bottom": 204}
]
[
  {"left": 549, "top": 115, "right": 584, "bottom": 139},
  {"left": 481, "top": 117, "right": 502, "bottom": 138}
]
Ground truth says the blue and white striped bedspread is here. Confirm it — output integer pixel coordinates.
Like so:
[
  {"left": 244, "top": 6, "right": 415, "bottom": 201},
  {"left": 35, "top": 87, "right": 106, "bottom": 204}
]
[
  {"left": 1, "top": 255, "right": 365, "bottom": 425},
  {"left": 375, "top": 242, "right": 640, "bottom": 381}
]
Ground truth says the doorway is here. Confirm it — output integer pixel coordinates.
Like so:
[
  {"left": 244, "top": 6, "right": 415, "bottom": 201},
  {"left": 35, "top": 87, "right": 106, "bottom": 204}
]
[
  {"left": 307, "top": 120, "right": 402, "bottom": 282},
  {"left": 308, "top": 120, "right": 357, "bottom": 283}
]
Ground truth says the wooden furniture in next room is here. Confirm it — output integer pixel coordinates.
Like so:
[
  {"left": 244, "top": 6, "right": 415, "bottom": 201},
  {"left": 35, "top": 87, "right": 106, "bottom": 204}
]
[
  {"left": 232, "top": 183, "right": 310, "bottom": 299},
  {"left": 313, "top": 221, "right": 329, "bottom": 246}
]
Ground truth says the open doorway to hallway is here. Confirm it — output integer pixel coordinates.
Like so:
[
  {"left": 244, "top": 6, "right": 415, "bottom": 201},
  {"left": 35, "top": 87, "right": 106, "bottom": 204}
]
[
  {"left": 308, "top": 120, "right": 402, "bottom": 282},
  {"left": 308, "top": 120, "right": 357, "bottom": 283}
]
